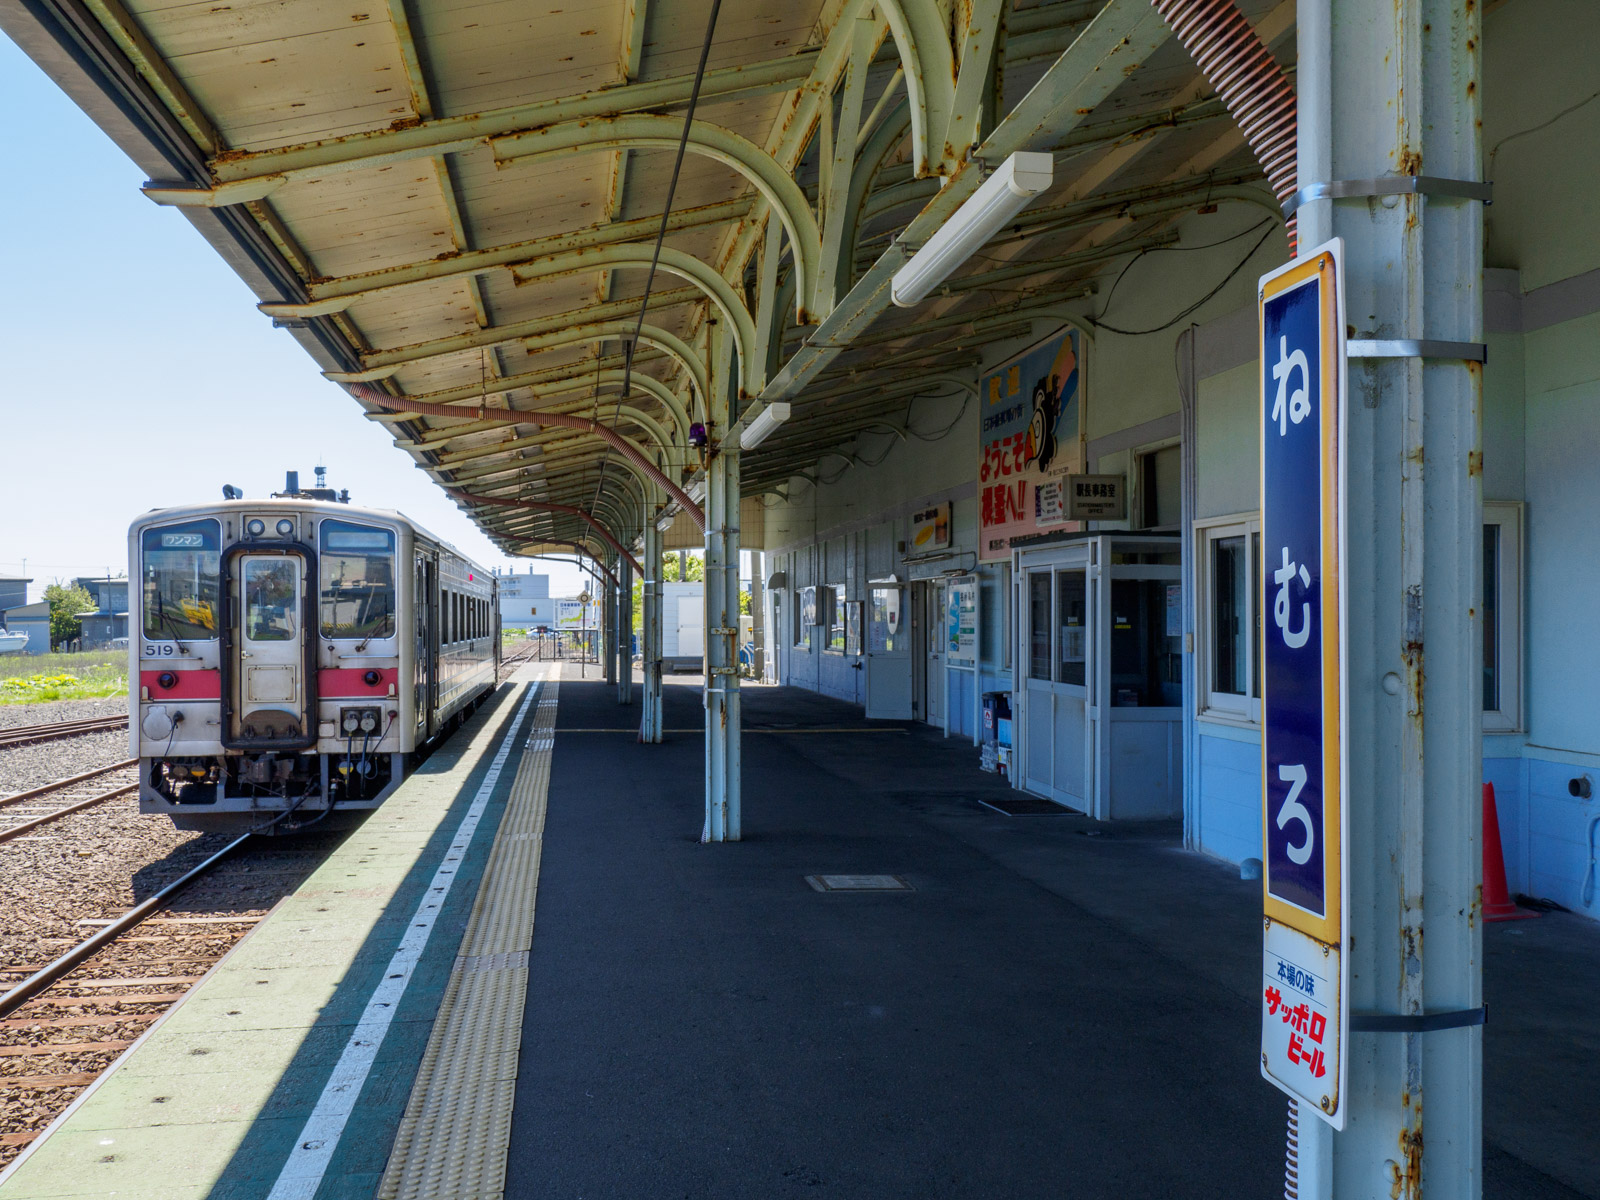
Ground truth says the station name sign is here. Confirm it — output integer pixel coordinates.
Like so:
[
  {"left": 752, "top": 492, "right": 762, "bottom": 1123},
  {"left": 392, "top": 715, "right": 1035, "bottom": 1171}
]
[{"left": 1258, "top": 239, "right": 1349, "bottom": 1129}]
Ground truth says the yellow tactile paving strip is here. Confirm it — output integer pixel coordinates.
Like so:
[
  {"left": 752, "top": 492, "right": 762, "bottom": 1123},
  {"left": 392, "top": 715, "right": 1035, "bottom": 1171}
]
[{"left": 377, "top": 663, "right": 561, "bottom": 1200}]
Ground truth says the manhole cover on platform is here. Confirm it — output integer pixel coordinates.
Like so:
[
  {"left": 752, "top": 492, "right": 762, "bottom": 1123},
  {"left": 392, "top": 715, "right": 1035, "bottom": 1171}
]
[{"left": 805, "top": 874, "right": 913, "bottom": 892}]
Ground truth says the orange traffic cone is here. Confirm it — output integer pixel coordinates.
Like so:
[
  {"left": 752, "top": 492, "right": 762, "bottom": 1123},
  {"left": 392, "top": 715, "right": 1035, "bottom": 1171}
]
[{"left": 1483, "top": 782, "right": 1537, "bottom": 922}]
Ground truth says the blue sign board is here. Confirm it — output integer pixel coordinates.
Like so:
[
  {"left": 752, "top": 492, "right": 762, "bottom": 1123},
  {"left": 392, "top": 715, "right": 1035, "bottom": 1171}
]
[
  {"left": 1262, "top": 272, "right": 1329, "bottom": 916},
  {"left": 1258, "top": 239, "right": 1348, "bottom": 1127}
]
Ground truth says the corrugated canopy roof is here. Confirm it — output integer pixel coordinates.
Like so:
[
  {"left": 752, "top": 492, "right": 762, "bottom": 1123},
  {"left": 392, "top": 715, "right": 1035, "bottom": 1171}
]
[{"left": 4, "top": 0, "right": 1289, "bottom": 564}]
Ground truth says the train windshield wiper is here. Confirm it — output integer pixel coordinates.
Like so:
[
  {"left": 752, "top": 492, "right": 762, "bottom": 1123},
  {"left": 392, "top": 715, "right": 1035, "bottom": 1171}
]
[{"left": 155, "top": 601, "right": 192, "bottom": 654}]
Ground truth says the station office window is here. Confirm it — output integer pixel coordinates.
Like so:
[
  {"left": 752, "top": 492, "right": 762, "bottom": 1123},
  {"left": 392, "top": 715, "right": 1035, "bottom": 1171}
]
[
  {"left": 1195, "top": 515, "right": 1261, "bottom": 724},
  {"left": 827, "top": 585, "right": 847, "bottom": 652},
  {"left": 1483, "top": 501, "right": 1523, "bottom": 733}
]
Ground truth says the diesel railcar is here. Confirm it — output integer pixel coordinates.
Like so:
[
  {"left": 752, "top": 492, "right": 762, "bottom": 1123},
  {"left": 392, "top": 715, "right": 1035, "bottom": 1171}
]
[{"left": 128, "top": 495, "right": 498, "bottom": 832}]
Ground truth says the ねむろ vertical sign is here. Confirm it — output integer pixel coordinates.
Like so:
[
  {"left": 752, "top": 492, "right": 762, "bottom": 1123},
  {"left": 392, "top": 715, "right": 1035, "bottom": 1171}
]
[{"left": 1258, "top": 239, "right": 1348, "bottom": 1129}]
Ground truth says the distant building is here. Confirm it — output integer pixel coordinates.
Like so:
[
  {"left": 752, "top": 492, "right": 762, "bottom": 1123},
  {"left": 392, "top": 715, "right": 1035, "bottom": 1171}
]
[
  {"left": 72, "top": 576, "right": 130, "bottom": 649},
  {"left": 0, "top": 577, "right": 30, "bottom": 618},
  {"left": 494, "top": 566, "right": 557, "bottom": 630},
  {"left": 6, "top": 601, "right": 51, "bottom": 654}
]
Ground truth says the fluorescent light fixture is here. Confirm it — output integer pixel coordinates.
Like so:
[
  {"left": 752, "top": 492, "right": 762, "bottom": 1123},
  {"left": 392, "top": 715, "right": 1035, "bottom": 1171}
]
[
  {"left": 739, "top": 401, "right": 791, "bottom": 450},
  {"left": 656, "top": 511, "right": 677, "bottom": 532},
  {"left": 687, "top": 478, "right": 707, "bottom": 504},
  {"left": 890, "top": 152, "right": 1054, "bottom": 307}
]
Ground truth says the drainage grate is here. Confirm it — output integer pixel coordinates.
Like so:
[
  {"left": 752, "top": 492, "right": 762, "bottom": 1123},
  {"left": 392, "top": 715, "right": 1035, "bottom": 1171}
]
[{"left": 805, "top": 874, "right": 913, "bottom": 892}]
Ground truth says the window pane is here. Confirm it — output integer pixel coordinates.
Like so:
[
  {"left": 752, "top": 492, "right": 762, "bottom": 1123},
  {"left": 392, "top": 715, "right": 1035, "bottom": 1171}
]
[
  {"left": 1252, "top": 532, "right": 1262, "bottom": 702},
  {"left": 1110, "top": 578, "right": 1183, "bottom": 706},
  {"left": 1056, "top": 571, "right": 1086, "bottom": 686},
  {"left": 1212, "top": 535, "right": 1248, "bottom": 695},
  {"left": 1028, "top": 573, "right": 1052, "bottom": 680},
  {"left": 1483, "top": 524, "right": 1500, "bottom": 712},
  {"left": 320, "top": 521, "right": 396, "bottom": 640},
  {"left": 142, "top": 520, "right": 221, "bottom": 640},
  {"left": 829, "top": 585, "right": 847, "bottom": 651},
  {"left": 244, "top": 559, "right": 297, "bottom": 641}
]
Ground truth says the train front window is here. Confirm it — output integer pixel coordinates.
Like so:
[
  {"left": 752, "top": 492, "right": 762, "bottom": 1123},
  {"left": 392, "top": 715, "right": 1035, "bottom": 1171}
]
[
  {"left": 244, "top": 559, "right": 297, "bottom": 641},
  {"left": 142, "top": 519, "right": 221, "bottom": 641},
  {"left": 319, "top": 521, "right": 397, "bottom": 640}
]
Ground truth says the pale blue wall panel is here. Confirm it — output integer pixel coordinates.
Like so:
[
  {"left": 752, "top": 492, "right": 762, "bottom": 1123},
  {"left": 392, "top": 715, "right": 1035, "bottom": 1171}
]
[{"left": 1197, "top": 731, "right": 1261, "bottom": 865}]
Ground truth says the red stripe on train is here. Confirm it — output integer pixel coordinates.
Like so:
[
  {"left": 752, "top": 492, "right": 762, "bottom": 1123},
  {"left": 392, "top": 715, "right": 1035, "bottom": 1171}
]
[
  {"left": 319, "top": 667, "right": 398, "bottom": 698},
  {"left": 140, "top": 669, "right": 221, "bottom": 699}
]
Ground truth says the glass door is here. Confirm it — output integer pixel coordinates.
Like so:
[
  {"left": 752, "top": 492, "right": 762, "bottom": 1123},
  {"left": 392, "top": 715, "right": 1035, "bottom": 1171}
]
[
  {"left": 232, "top": 554, "right": 306, "bottom": 742},
  {"left": 922, "top": 581, "right": 946, "bottom": 727},
  {"left": 1019, "top": 559, "right": 1092, "bottom": 806},
  {"left": 865, "top": 585, "right": 912, "bottom": 719}
]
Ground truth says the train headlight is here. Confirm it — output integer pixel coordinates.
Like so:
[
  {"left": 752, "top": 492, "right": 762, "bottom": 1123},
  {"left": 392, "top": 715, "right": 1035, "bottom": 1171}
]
[
  {"left": 275, "top": 519, "right": 294, "bottom": 537},
  {"left": 245, "top": 518, "right": 266, "bottom": 537}
]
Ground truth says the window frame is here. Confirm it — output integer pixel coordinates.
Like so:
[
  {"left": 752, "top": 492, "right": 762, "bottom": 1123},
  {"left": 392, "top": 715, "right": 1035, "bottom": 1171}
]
[
  {"left": 826, "top": 584, "right": 847, "bottom": 653},
  {"left": 141, "top": 518, "right": 222, "bottom": 643},
  {"left": 1194, "top": 512, "right": 1262, "bottom": 726},
  {"left": 1483, "top": 501, "right": 1524, "bottom": 734}
]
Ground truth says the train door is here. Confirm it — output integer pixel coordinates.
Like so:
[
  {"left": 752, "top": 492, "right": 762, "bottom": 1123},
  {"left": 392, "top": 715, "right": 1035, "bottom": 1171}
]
[
  {"left": 228, "top": 551, "right": 311, "bottom": 745},
  {"left": 415, "top": 554, "right": 438, "bottom": 740}
]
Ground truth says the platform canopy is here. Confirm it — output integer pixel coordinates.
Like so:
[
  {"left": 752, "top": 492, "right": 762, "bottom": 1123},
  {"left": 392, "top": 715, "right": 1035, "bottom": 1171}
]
[{"left": 7, "top": 0, "right": 1287, "bottom": 564}]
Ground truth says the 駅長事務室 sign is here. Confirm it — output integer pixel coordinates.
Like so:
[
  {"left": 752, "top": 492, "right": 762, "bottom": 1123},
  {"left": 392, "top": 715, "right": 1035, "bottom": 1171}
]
[{"left": 1257, "top": 238, "right": 1349, "bottom": 1129}]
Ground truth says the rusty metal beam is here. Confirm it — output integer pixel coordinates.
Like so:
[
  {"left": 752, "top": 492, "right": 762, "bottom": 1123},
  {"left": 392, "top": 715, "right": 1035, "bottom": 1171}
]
[
  {"left": 143, "top": 52, "right": 823, "bottom": 208},
  {"left": 450, "top": 489, "right": 641, "bottom": 573},
  {"left": 360, "top": 389, "right": 703, "bottom": 529},
  {"left": 259, "top": 199, "right": 751, "bottom": 315},
  {"left": 737, "top": 0, "right": 1174, "bottom": 436}
]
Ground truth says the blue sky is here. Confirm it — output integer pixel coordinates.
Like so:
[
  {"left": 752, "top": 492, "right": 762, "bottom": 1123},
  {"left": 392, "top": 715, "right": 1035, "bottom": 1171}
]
[{"left": 0, "top": 31, "right": 587, "bottom": 604}]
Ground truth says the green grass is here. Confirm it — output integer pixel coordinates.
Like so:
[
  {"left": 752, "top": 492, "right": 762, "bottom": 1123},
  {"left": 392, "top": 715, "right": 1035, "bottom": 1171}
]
[{"left": 0, "top": 651, "right": 127, "bottom": 704}]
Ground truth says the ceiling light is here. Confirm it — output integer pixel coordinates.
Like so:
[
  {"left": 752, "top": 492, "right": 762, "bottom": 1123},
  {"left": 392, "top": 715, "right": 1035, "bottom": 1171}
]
[
  {"left": 687, "top": 479, "right": 707, "bottom": 504},
  {"left": 739, "top": 401, "right": 791, "bottom": 450},
  {"left": 656, "top": 511, "right": 677, "bottom": 532},
  {"left": 890, "top": 152, "right": 1054, "bottom": 308}
]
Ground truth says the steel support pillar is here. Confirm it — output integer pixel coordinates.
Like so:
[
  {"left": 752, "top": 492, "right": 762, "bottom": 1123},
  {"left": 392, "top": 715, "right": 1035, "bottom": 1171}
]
[
  {"left": 616, "top": 554, "right": 633, "bottom": 704},
  {"left": 749, "top": 550, "right": 766, "bottom": 683},
  {"left": 703, "top": 322, "right": 741, "bottom": 842},
  {"left": 1296, "top": 0, "right": 1482, "bottom": 1195},
  {"left": 640, "top": 524, "right": 663, "bottom": 742},
  {"left": 603, "top": 577, "right": 616, "bottom": 686}
]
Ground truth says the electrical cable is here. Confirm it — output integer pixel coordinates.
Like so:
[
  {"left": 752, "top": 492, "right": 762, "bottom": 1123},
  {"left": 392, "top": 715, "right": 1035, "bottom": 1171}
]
[
  {"left": 589, "top": 0, "right": 723, "bottom": 521},
  {"left": 1096, "top": 218, "right": 1275, "bottom": 318},
  {"left": 1090, "top": 221, "right": 1277, "bottom": 337}
]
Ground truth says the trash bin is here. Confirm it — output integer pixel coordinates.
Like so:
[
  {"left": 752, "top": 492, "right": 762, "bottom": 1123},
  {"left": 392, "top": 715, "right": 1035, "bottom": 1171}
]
[{"left": 982, "top": 692, "right": 1012, "bottom": 743}]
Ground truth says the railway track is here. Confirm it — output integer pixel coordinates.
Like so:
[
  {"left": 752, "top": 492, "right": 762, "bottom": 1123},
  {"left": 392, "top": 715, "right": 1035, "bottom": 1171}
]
[
  {"left": 0, "top": 715, "right": 128, "bottom": 751},
  {"left": 0, "top": 760, "right": 140, "bottom": 844},
  {"left": 0, "top": 834, "right": 337, "bottom": 1166}
]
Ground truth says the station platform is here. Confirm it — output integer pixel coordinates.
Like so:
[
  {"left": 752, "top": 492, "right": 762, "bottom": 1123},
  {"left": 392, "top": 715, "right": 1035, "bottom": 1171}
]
[{"left": 2, "top": 664, "right": 1595, "bottom": 1199}]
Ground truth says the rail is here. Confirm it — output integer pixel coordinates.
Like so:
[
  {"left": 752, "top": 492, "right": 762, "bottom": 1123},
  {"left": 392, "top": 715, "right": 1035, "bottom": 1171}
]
[
  {"left": 0, "top": 715, "right": 129, "bottom": 750},
  {"left": 0, "top": 832, "right": 250, "bottom": 1020},
  {"left": 0, "top": 783, "right": 140, "bottom": 844}
]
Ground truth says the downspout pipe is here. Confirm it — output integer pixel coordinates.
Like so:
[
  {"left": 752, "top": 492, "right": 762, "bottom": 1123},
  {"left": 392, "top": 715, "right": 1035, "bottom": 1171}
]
[
  {"left": 356, "top": 386, "right": 706, "bottom": 529},
  {"left": 1150, "top": 0, "right": 1298, "bottom": 249},
  {"left": 448, "top": 489, "right": 643, "bottom": 574}
]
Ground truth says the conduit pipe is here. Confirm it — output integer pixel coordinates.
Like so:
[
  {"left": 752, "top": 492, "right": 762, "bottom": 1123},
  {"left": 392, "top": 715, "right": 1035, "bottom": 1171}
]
[
  {"left": 357, "top": 387, "right": 705, "bottom": 529},
  {"left": 1149, "top": 0, "right": 1298, "bottom": 248},
  {"left": 450, "top": 489, "right": 642, "bottom": 574}
]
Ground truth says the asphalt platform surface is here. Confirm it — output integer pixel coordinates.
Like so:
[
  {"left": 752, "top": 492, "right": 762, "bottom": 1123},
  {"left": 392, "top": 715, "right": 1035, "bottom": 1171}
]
[{"left": 504, "top": 675, "right": 1599, "bottom": 1200}]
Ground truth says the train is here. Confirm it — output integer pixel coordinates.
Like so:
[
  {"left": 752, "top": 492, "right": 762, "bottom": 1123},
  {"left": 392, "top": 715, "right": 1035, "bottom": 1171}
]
[{"left": 127, "top": 485, "right": 499, "bottom": 833}]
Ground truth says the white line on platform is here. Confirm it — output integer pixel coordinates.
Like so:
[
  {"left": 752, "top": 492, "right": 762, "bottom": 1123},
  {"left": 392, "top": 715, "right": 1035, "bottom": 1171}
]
[{"left": 265, "top": 683, "right": 538, "bottom": 1200}]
